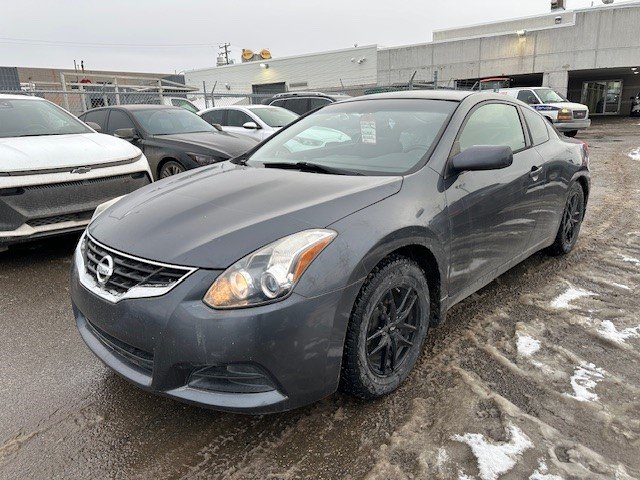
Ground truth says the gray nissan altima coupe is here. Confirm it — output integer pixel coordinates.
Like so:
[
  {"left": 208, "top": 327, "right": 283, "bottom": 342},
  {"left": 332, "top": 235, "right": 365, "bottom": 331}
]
[{"left": 70, "top": 91, "right": 590, "bottom": 413}]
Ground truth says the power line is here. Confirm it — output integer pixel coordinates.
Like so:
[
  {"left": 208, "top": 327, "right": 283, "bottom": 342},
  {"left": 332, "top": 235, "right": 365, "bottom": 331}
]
[{"left": 0, "top": 36, "right": 216, "bottom": 48}]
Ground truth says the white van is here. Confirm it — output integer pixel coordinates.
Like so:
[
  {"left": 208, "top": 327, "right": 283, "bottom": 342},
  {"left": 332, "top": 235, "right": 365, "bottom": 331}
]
[{"left": 499, "top": 87, "right": 591, "bottom": 137}]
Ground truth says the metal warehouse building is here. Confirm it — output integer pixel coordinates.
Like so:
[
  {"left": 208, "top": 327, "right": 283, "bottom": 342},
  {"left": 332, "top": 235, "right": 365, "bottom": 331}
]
[{"left": 186, "top": 1, "right": 640, "bottom": 116}]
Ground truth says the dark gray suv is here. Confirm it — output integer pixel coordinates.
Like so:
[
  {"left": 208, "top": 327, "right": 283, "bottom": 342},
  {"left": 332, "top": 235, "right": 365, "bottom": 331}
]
[
  {"left": 71, "top": 91, "right": 590, "bottom": 413},
  {"left": 267, "top": 91, "right": 351, "bottom": 115}
]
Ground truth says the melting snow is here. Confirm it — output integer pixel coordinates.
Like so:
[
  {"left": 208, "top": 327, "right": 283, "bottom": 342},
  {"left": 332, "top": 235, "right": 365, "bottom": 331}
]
[
  {"left": 629, "top": 148, "right": 640, "bottom": 161},
  {"left": 598, "top": 320, "right": 640, "bottom": 344},
  {"left": 566, "top": 362, "right": 605, "bottom": 402},
  {"left": 529, "top": 460, "right": 563, "bottom": 480},
  {"left": 619, "top": 254, "right": 640, "bottom": 265},
  {"left": 452, "top": 424, "right": 533, "bottom": 480},
  {"left": 550, "top": 287, "right": 595, "bottom": 309},
  {"left": 517, "top": 334, "right": 541, "bottom": 357}
]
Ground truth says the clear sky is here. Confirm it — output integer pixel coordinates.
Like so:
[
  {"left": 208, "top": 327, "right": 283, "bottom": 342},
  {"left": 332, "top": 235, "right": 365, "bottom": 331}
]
[{"left": 0, "top": 0, "right": 632, "bottom": 73}]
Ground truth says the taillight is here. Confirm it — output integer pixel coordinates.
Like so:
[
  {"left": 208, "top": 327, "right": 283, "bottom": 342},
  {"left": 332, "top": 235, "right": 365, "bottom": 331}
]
[{"left": 581, "top": 142, "right": 589, "bottom": 168}]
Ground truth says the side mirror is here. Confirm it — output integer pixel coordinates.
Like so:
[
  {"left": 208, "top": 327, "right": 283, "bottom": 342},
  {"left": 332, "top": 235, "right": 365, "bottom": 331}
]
[
  {"left": 114, "top": 128, "right": 138, "bottom": 142},
  {"left": 243, "top": 121, "right": 260, "bottom": 130},
  {"left": 86, "top": 121, "right": 102, "bottom": 132},
  {"left": 211, "top": 123, "right": 224, "bottom": 132},
  {"left": 451, "top": 145, "right": 513, "bottom": 173}
]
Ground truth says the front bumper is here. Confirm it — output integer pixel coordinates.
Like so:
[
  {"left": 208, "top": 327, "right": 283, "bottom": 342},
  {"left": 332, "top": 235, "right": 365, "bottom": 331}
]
[
  {"left": 70, "top": 250, "right": 356, "bottom": 414},
  {"left": 0, "top": 171, "right": 151, "bottom": 246},
  {"left": 554, "top": 119, "right": 591, "bottom": 131}
]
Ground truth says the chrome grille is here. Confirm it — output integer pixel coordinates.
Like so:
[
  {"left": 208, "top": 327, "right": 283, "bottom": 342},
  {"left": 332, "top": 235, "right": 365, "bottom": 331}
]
[{"left": 82, "top": 235, "right": 192, "bottom": 296}]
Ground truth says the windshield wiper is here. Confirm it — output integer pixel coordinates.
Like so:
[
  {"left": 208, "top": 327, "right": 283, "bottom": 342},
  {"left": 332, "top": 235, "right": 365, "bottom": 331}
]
[{"left": 263, "top": 162, "right": 363, "bottom": 176}]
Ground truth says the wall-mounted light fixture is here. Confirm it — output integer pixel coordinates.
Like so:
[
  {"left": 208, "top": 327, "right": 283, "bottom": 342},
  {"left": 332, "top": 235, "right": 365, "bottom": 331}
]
[
  {"left": 260, "top": 63, "right": 269, "bottom": 69},
  {"left": 516, "top": 29, "right": 527, "bottom": 38}
]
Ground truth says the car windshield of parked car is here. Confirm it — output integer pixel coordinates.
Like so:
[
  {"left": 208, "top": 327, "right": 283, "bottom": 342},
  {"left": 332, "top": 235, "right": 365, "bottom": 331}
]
[
  {"left": 246, "top": 99, "right": 456, "bottom": 175},
  {"left": 0, "top": 98, "right": 92, "bottom": 138},
  {"left": 247, "top": 107, "right": 298, "bottom": 128},
  {"left": 536, "top": 88, "right": 568, "bottom": 103},
  {"left": 131, "top": 108, "right": 216, "bottom": 135}
]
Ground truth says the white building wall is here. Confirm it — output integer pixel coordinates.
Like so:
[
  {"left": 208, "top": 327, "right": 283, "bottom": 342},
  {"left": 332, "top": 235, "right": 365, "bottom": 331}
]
[
  {"left": 185, "top": 45, "right": 377, "bottom": 94},
  {"left": 378, "top": 2, "right": 640, "bottom": 96}
]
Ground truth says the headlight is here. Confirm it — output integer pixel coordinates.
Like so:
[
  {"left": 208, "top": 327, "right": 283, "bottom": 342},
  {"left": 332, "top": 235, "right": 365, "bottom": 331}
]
[
  {"left": 557, "top": 108, "right": 572, "bottom": 121},
  {"left": 188, "top": 153, "right": 226, "bottom": 165},
  {"left": 90, "top": 195, "right": 125, "bottom": 223},
  {"left": 204, "top": 229, "right": 337, "bottom": 309}
]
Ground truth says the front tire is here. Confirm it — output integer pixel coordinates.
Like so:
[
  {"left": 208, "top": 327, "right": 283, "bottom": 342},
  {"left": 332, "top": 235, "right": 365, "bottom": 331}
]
[
  {"left": 159, "top": 160, "right": 186, "bottom": 179},
  {"left": 564, "top": 130, "right": 578, "bottom": 138},
  {"left": 340, "top": 256, "right": 430, "bottom": 400},
  {"left": 547, "top": 182, "right": 585, "bottom": 256}
]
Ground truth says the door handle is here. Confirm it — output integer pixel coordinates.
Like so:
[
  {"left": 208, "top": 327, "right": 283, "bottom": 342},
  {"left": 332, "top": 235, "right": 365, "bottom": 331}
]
[{"left": 529, "top": 166, "right": 543, "bottom": 178}]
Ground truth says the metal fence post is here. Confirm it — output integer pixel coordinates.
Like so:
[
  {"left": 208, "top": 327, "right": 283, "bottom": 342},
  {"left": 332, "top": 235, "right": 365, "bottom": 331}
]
[
  {"left": 203, "top": 81, "right": 209, "bottom": 109},
  {"left": 60, "top": 73, "right": 70, "bottom": 111},
  {"left": 114, "top": 78, "right": 121, "bottom": 105}
]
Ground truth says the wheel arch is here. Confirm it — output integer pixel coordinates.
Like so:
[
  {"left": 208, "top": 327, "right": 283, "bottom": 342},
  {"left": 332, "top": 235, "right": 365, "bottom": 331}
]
[
  {"left": 357, "top": 230, "right": 448, "bottom": 327},
  {"left": 157, "top": 156, "right": 183, "bottom": 177}
]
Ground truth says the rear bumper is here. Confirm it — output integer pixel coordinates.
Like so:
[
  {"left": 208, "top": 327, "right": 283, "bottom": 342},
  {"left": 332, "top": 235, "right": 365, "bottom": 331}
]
[{"left": 555, "top": 119, "right": 591, "bottom": 131}]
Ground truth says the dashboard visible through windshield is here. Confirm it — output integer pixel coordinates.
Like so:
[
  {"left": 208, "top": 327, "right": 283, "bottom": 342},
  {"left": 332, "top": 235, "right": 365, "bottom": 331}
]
[
  {"left": 0, "top": 98, "right": 92, "bottom": 138},
  {"left": 245, "top": 99, "right": 456, "bottom": 175}
]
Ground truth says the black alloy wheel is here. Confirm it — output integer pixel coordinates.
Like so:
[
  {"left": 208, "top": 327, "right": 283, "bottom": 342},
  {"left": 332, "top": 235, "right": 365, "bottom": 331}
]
[
  {"left": 548, "top": 182, "right": 585, "bottom": 255},
  {"left": 340, "top": 256, "right": 430, "bottom": 399}
]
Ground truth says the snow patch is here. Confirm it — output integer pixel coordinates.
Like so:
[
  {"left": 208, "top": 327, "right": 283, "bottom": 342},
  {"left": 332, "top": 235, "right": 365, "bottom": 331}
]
[
  {"left": 608, "top": 282, "right": 631, "bottom": 291},
  {"left": 550, "top": 286, "right": 595, "bottom": 309},
  {"left": 529, "top": 459, "right": 563, "bottom": 480},
  {"left": 597, "top": 320, "right": 640, "bottom": 344},
  {"left": 566, "top": 362, "right": 605, "bottom": 402},
  {"left": 517, "top": 334, "right": 541, "bottom": 357},
  {"left": 619, "top": 254, "right": 640, "bottom": 265},
  {"left": 629, "top": 148, "right": 640, "bottom": 161},
  {"left": 452, "top": 424, "right": 533, "bottom": 480}
]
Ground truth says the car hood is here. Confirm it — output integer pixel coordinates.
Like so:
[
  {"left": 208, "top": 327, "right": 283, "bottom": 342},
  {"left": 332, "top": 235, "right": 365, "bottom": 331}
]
[
  {"left": 0, "top": 133, "right": 141, "bottom": 173},
  {"left": 89, "top": 162, "right": 402, "bottom": 269},
  {"left": 153, "top": 132, "right": 258, "bottom": 158}
]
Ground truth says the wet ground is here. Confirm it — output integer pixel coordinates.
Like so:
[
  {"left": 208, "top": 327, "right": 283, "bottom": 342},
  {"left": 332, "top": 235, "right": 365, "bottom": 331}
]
[{"left": 1, "top": 118, "right": 639, "bottom": 479}]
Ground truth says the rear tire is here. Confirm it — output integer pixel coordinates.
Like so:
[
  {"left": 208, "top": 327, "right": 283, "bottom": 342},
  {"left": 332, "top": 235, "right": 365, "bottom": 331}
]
[
  {"left": 547, "top": 182, "right": 585, "bottom": 256},
  {"left": 159, "top": 161, "right": 185, "bottom": 179},
  {"left": 564, "top": 130, "right": 578, "bottom": 138},
  {"left": 340, "top": 256, "right": 430, "bottom": 400}
]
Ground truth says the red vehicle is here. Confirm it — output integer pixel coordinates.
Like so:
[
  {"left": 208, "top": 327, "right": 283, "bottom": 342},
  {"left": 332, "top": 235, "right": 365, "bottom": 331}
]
[{"left": 477, "top": 77, "right": 512, "bottom": 91}]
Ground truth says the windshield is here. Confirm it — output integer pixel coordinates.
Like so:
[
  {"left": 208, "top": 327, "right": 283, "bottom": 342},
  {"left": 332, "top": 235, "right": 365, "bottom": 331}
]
[
  {"left": 248, "top": 107, "right": 298, "bottom": 128},
  {"left": 246, "top": 99, "right": 456, "bottom": 175},
  {"left": 0, "top": 98, "right": 92, "bottom": 138},
  {"left": 535, "top": 88, "right": 568, "bottom": 104},
  {"left": 131, "top": 108, "right": 215, "bottom": 135}
]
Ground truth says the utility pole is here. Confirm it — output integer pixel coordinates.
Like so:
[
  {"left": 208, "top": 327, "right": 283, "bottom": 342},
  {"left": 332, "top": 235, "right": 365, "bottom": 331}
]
[{"left": 218, "top": 43, "right": 231, "bottom": 65}]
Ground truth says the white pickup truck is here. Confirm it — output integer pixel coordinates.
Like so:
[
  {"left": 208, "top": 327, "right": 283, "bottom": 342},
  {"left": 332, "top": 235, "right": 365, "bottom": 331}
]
[{"left": 499, "top": 87, "right": 591, "bottom": 137}]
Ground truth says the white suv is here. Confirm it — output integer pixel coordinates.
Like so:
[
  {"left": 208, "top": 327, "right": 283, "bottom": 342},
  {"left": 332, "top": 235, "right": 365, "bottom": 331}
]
[
  {"left": 0, "top": 94, "right": 152, "bottom": 251},
  {"left": 499, "top": 87, "right": 591, "bottom": 137}
]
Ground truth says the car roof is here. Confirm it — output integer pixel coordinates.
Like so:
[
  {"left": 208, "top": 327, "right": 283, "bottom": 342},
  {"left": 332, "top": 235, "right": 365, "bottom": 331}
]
[
  {"left": 0, "top": 93, "right": 44, "bottom": 100},
  {"left": 81, "top": 104, "right": 182, "bottom": 113},
  {"left": 342, "top": 89, "right": 476, "bottom": 103},
  {"left": 271, "top": 91, "right": 348, "bottom": 99}
]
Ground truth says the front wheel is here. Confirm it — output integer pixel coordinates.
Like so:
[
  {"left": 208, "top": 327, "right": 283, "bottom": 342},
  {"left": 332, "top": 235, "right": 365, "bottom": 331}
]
[
  {"left": 340, "top": 256, "right": 430, "bottom": 400},
  {"left": 547, "top": 183, "right": 585, "bottom": 256},
  {"left": 564, "top": 130, "right": 578, "bottom": 138},
  {"left": 159, "top": 160, "right": 186, "bottom": 179}
]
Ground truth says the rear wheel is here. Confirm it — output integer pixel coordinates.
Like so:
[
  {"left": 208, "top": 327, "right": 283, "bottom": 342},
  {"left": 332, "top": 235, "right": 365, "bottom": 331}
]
[
  {"left": 564, "top": 130, "right": 578, "bottom": 138},
  {"left": 159, "top": 161, "right": 185, "bottom": 179},
  {"left": 547, "top": 182, "right": 585, "bottom": 256},
  {"left": 340, "top": 256, "right": 430, "bottom": 400}
]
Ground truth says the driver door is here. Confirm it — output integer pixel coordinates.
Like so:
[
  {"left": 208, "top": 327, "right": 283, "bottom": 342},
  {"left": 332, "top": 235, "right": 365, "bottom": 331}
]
[{"left": 446, "top": 102, "right": 541, "bottom": 302}]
